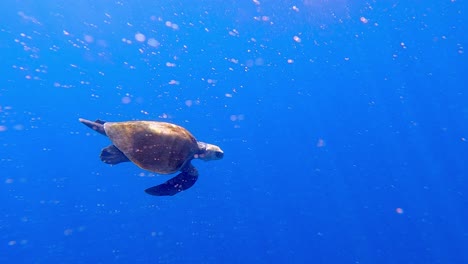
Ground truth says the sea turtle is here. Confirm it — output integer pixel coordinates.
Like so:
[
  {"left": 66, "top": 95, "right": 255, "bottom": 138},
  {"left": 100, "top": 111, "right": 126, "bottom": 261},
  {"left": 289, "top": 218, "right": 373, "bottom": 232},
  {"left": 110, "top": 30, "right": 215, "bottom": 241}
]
[{"left": 79, "top": 118, "right": 224, "bottom": 196}]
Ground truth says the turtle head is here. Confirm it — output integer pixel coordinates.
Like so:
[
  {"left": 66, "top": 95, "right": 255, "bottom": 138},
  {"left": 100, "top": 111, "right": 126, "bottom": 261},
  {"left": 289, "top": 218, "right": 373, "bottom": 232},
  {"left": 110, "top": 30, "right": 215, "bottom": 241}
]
[{"left": 196, "top": 142, "right": 224, "bottom": 161}]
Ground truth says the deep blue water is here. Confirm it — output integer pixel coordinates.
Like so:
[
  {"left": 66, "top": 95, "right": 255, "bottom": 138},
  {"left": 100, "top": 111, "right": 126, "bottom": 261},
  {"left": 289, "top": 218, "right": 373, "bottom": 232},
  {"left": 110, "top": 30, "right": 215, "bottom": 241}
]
[{"left": 1, "top": 0, "right": 467, "bottom": 263}]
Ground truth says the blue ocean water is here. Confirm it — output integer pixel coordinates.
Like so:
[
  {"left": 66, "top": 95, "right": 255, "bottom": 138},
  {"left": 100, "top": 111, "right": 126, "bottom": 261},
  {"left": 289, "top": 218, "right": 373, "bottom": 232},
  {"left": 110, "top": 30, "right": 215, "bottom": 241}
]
[{"left": 1, "top": 0, "right": 467, "bottom": 263}]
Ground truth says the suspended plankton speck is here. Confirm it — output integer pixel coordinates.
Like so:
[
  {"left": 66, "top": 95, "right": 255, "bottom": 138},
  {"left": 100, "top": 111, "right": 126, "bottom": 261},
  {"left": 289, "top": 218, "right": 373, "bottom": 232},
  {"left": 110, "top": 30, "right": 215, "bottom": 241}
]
[
  {"left": 316, "top": 138, "right": 326, "bottom": 147},
  {"left": 135, "top": 33, "right": 146, "bottom": 42},
  {"left": 185, "top": 100, "right": 193, "bottom": 107},
  {"left": 5, "top": 178, "right": 14, "bottom": 184},
  {"left": 168, "top": 80, "right": 179, "bottom": 85},
  {"left": 293, "top": 35, "right": 301, "bottom": 43},
  {"left": 287, "top": 59, "right": 294, "bottom": 64},
  {"left": 230, "top": 114, "right": 245, "bottom": 121},
  {"left": 8, "top": 241, "right": 16, "bottom": 246},
  {"left": 395, "top": 208, "right": 404, "bottom": 214},
  {"left": 360, "top": 17, "right": 368, "bottom": 24},
  {"left": 292, "top": 6, "right": 299, "bottom": 12},
  {"left": 121, "top": 96, "right": 131, "bottom": 104},
  {"left": 147, "top": 38, "right": 160, "bottom": 48},
  {"left": 165, "top": 21, "right": 180, "bottom": 30},
  {"left": 0, "top": 126, "right": 7, "bottom": 132},
  {"left": 64, "top": 229, "right": 73, "bottom": 236},
  {"left": 63, "top": 30, "right": 70, "bottom": 36},
  {"left": 84, "top": 35, "right": 94, "bottom": 43}
]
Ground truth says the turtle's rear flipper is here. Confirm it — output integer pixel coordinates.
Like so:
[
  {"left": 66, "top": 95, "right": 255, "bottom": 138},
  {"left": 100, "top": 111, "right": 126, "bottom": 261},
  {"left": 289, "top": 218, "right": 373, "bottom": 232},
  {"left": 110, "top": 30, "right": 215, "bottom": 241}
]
[
  {"left": 145, "top": 164, "right": 199, "bottom": 196},
  {"left": 100, "top": 145, "right": 130, "bottom": 165},
  {"left": 79, "top": 118, "right": 107, "bottom": 136}
]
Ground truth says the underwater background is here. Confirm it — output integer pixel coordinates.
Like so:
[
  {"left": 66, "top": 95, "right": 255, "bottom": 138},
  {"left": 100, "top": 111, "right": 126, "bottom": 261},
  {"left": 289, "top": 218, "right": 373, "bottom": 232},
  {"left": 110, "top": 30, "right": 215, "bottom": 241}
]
[{"left": 1, "top": 0, "right": 467, "bottom": 263}]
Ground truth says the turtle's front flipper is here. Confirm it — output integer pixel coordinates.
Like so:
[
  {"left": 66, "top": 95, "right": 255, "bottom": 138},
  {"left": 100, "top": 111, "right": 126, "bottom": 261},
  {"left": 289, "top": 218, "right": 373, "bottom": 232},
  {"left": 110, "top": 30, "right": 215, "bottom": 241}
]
[
  {"left": 100, "top": 145, "right": 130, "bottom": 165},
  {"left": 79, "top": 118, "right": 107, "bottom": 136},
  {"left": 145, "top": 163, "right": 199, "bottom": 196}
]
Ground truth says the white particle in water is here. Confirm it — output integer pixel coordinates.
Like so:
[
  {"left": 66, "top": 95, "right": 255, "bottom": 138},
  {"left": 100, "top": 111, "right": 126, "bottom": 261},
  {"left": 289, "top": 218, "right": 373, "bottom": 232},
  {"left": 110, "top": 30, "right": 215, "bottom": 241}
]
[
  {"left": 84, "top": 35, "right": 94, "bottom": 43},
  {"left": 147, "top": 38, "right": 160, "bottom": 48},
  {"left": 135, "top": 33, "right": 146, "bottom": 42},
  {"left": 121, "top": 97, "right": 131, "bottom": 104}
]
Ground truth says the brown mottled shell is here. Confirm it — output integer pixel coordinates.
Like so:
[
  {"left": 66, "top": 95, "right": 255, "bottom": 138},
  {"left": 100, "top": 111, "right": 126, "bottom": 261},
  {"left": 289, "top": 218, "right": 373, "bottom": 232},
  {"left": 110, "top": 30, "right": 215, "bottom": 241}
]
[{"left": 104, "top": 121, "right": 199, "bottom": 174}]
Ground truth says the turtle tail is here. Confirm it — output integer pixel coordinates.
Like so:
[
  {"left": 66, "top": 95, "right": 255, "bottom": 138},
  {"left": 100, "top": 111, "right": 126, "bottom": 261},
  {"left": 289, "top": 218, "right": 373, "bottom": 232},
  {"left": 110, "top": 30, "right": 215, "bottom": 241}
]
[{"left": 79, "top": 118, "right": 107, "bottom": 136}]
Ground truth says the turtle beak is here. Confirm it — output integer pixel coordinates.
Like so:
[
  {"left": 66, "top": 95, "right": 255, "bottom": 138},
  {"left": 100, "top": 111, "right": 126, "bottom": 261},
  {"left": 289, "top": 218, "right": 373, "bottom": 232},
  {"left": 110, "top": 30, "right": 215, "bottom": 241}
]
[{"left": 215, "top": 150, "right": 224, "bottom": 159}]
